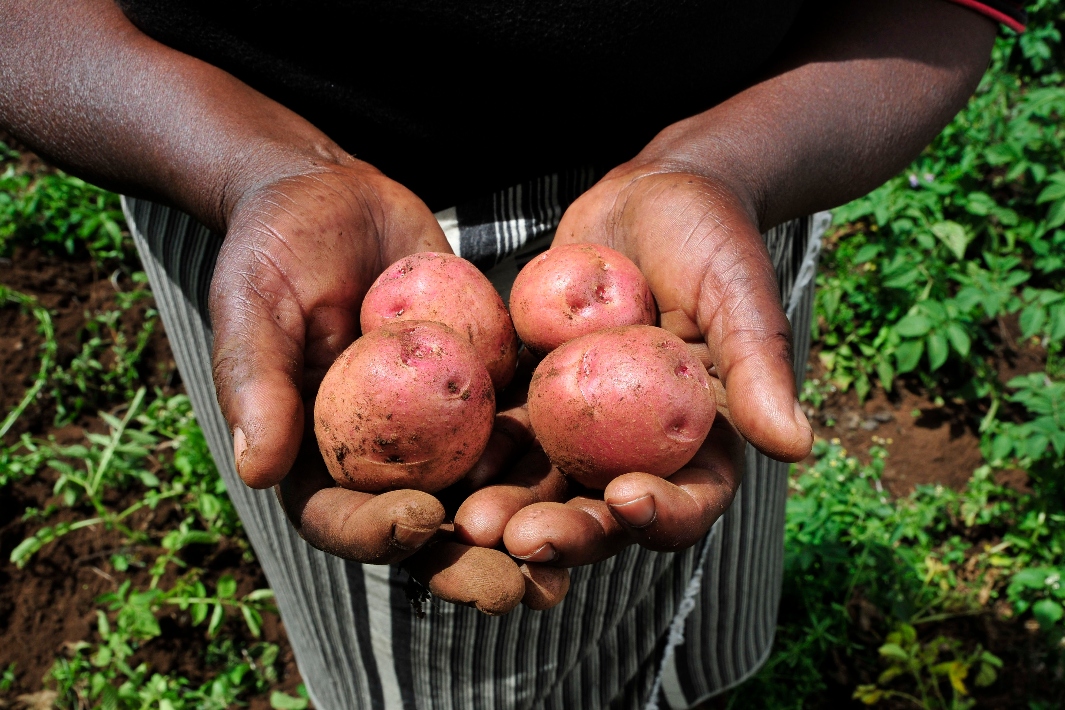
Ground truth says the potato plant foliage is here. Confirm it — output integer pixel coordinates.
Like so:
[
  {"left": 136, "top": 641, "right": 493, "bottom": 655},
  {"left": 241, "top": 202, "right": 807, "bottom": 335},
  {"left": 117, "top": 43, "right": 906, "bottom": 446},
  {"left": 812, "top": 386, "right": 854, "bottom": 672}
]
[{"left": 1, "top": 3, "right": 1064, "bottom": 707}]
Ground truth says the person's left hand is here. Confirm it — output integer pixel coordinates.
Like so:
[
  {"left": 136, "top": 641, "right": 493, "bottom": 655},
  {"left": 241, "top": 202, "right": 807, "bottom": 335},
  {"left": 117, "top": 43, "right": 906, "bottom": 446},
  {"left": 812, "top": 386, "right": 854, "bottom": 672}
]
[{"left": 453, "top": 158, "right": 814, "bottom": 565}]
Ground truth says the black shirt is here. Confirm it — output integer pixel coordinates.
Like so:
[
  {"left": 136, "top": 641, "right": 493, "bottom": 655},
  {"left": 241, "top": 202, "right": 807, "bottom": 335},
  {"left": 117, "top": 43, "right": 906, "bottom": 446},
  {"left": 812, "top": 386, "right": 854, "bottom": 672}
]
[{"left": 117, "top": 1, "right": 806, "bottom": 210}]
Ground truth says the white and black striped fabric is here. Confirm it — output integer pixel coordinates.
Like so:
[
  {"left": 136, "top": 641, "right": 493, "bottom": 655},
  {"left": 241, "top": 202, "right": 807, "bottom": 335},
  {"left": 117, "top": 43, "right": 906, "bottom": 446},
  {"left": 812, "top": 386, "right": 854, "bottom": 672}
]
[{"left": 122, "top": 176, "right": 826, "bottom": 710}]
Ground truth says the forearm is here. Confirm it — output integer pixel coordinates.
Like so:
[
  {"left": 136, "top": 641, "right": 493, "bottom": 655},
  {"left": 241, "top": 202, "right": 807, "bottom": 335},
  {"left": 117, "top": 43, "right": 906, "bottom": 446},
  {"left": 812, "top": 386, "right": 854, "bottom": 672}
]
[
  {"left": 630, "top": 0, "right": 998, "bottom": 231},
  {"left": 0, "top": 0, "right": 349, "bottom": 232}
]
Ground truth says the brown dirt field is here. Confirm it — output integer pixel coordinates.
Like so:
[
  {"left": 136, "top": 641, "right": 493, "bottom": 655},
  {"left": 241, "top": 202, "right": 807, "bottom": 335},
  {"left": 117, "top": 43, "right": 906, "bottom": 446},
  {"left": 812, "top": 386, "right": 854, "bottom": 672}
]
[{"left": 0, "top": 247, "right": 303, "bottom": 705}]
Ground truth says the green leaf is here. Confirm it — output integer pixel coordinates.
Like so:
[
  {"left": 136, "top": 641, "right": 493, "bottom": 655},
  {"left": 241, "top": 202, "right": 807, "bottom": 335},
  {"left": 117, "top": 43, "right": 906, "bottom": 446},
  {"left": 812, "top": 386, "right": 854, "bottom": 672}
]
[
  {"left": 91, "top": 645, "right": 112, "bottom": 668},
  {"left": 1020, "top": 304, "right": 1048, "bottom": 339},
  {"left": 216, "top": 575, "right": 237, "bottom": 599},
  {"left": 270, "top": 691, "right": 310, "bottom": 710},
  {"left": 895, "top": 339, "right": 924, "bottom": 374},
  {"left": 1036, "top": 173, "right": 1065, "bottom": 203},
  {"left": 980, "top": 651, "right": 1004, "bottom": 668},
  {"left": 1047, "top": 200, "right": 1065, "bottom": 229},
  {"left": 241, "top": 605, "right": 263, "bottom": 638},
  {"left": 1050, "top": 304, "right": 1065, "bottom": 342},
  {"left": 191, "top": 601, "right": 208, "bottom": 626},
  {"left": 208, "top": 603, "right": 224, "bottom": 637},
  {"left": 991, "top": 433, "right": 1015, "bottom": 462},
  {"left": 9, "top": 536, "right": 42, "bottom": 567},
  {"left": 877, "top": 665, "right": 905, "bottom": 684},
  {"left": 854, "top": 243, "right": 881, "bottom": 264},
  {"left": 945, "top": 323, "right": 971, "bottom": 358},
  {"left": 878, "top": 643, "right": 909, "bottom": 661},
  {"left": 927, "top": 331, "right": 949, "bottom": 372},
  {"left": 100, "top": 684, "right": 119, "bottom": 710},
  {"left": 932, "top": 220, "right": 971, "bottom": 260},
  {"left": 1033, "top": 599, "right": 1064, "bottom": 629},
  {"left": 244, "top": 588, "right": 276, "bottom": 602},
  {"left": 1011, "top": 568, "right": 1050, "bottom": 589},
  {"left": 965, "top": 191, "right": 996, "bottom": 216},
  {"left": 883, "top": 270, "right": 921, "bottom": 289},
  {"left": 821, "top": 289, "right": 841, "bottom": 322},
  {"left": 975, "top": 661, "right": 998, "bottom": 688},
  {"left": 110, "top": 554, "right": 129, "bottom": 573},
  {"left": 877, "top": 359, "right": 895, "bottom": 391},
  {"left": 895, "top": 314, "right": 933, "bottom": 338}
]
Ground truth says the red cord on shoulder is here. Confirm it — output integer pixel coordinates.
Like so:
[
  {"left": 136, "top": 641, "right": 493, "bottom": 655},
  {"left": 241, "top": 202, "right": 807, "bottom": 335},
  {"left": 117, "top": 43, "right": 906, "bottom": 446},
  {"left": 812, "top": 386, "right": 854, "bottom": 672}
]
[{"left": 947, "top": 0, "right": 1027, "bottom": 32}]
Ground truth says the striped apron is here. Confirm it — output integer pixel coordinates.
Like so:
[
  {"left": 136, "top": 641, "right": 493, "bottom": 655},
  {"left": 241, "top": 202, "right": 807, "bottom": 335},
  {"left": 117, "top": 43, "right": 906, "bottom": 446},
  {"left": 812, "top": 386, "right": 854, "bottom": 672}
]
[{"left": 122, "top": 169, "right": 827, "bottom": 710}]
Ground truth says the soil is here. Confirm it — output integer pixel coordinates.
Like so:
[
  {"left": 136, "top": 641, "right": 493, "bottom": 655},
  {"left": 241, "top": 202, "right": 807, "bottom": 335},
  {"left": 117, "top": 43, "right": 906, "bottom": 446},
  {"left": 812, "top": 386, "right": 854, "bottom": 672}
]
[
  {"left": 800, "top": 312, "right": 1047, "bottom": 497},
  {"left": 0, "top": 247, "right": 303, "bottom": 707},
  {"left": 0, "top": 245, "right": 176, "bottom": 443}
]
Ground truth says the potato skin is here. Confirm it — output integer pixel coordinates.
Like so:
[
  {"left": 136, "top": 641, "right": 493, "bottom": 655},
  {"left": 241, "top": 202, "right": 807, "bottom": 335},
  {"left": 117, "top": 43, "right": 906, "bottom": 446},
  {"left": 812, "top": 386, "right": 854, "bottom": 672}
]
[
  {"left": 509, "top": 244, "right": 657, "bottom": 355},
  {"left": 314, "top": 320, "right": 495, "bottom": 493},
  {"left": 527, "top": 325, "right": 715, "bottom": 489},
  {"left": 360, "top": 252, "right": 518, "bottom": 389}
]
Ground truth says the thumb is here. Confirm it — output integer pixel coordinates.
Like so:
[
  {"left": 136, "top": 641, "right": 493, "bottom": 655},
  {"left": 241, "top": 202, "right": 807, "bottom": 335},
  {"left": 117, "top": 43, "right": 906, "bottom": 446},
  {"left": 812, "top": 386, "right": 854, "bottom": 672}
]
[
  {"left": 210, "top": 234, "right": 309, "bottom": 489},
  {"left": 688, "top": 197, "right": 813, "bottom": 462}
]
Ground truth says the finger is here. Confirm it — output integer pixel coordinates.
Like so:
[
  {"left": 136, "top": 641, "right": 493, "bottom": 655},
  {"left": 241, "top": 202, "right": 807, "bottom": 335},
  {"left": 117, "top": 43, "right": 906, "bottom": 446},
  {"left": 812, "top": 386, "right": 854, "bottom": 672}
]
[
  {"left": 604, "top": 418, "right": 745, "bottom": 551},
  {"left": 691, "top": 217, "right": 812, "bottom": 462},
  {"left": 210, "top": 240, "right": 308, "bottom": 489},
  {"left": 406, "top": 542, "right": 526, "bottom": 616},
  {"left": 454, "top": 447, "right": 569, "bottom": 548},
  {"left": 277, "top": 442, "right": 445, "bottom": 564},
  {"left": 520, "top": 563, "right": 570, "bottom": 611},
  {"left": 503, "top": 499, "right": 630, "bottom": 567},
  {"left": 462, "top": 403, "right": 535, "bottom": 489}
]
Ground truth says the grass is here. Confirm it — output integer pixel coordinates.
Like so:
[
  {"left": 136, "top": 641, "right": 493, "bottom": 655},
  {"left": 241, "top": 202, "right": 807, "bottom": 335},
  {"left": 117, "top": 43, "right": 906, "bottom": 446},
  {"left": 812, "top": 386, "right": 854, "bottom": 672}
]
[{"left": 1, "top": 4, "right": 1064, "bottom": 707}]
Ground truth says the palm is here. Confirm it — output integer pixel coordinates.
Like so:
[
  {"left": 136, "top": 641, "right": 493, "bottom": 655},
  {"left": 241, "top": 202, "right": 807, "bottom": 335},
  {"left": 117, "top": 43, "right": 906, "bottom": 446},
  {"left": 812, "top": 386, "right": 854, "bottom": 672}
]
[
  {"left": 454, "top": 167, "right": 810, "bottom": 568},
  {"left": 206, "top": 162, "right": 565, "bottom": 614}
]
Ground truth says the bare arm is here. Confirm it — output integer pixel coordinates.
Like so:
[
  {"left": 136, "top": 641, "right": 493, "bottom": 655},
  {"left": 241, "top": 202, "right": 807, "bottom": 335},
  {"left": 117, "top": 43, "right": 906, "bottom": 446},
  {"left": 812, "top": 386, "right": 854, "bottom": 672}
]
[
  {"left": 0, "top": 0, "right": 343, "bottom": 232},
  {"left": 635, "top": 0, "right": 998, "bottom": 231}
]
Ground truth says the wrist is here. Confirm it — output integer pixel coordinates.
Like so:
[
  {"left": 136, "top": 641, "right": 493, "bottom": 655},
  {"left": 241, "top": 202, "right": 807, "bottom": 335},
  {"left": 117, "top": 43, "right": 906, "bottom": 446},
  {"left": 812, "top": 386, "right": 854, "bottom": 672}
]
[
  {"left": 214, "top": 135, "right": 360, "bottom": 234},
  {"left": 613, "top": 119, "right": 768, "bottom": 231}
]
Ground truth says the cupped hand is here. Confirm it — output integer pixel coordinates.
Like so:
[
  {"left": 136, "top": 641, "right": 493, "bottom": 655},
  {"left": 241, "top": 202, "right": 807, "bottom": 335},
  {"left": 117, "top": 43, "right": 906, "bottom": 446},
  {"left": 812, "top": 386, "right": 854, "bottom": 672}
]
[
  {"left": 208, "top": 155, "right": 566, "bottom": 614},
  {"left": 454, "top": 161, "right": 813, "bottom": 566}
]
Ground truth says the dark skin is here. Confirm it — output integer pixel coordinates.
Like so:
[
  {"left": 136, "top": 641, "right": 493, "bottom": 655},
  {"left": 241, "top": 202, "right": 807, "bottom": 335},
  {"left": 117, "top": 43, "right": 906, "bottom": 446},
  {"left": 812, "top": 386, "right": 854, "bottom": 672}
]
[{"left": 1, "top": 0, "right": 996, "bottom": 612}]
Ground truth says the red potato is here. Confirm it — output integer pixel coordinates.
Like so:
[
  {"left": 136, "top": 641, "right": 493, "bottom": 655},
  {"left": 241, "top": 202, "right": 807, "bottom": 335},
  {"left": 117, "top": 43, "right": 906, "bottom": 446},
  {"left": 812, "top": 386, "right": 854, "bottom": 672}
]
[
  {"left": 314, "top": 320, "right": 495, "bottom": 493},
  {"left": 360, "top": 252, "right": 519, "bottom": 389},
  {"left": 509, "top": 243, "right": 657, "bottom": 355},
  {"left": 527, "top": 325, "right": 715, "bottom": 489}
]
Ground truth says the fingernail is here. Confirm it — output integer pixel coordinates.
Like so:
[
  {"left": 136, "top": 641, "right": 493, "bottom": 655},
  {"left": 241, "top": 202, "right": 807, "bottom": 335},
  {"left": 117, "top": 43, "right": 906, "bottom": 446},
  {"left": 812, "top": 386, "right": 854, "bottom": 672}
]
[
  {"left": 793, "top": 400, "right": 813, "bottom": 433},
  {"left": 233, "top": 427, "right": 247, "bottom": 473},
  {"left": 609, "top": 494, "right": 656, "bottom": 529},
  {"left": 514, "top": 543, "right": 557, "bottom": 563},
  {"left": 393, "top": 524, "right": 435, "bottom": 550}
]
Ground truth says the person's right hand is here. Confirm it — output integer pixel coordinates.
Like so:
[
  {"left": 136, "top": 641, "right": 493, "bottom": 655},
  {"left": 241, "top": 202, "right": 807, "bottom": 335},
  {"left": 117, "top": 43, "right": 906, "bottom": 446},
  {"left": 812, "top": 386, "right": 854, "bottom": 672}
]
[{"left": 209, "top": 155, "right": 568, "bottom": 614}]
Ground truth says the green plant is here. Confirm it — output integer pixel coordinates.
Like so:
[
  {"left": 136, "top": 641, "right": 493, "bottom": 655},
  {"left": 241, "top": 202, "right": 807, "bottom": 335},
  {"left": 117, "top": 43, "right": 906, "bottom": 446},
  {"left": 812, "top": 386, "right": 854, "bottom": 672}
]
[
  {"left": 854, "top": 623, "right": 1002, "bottom": 709},
  {"left": 0, "top": 664, "right": 16, "bottom": 693},
  {"left": 814, "top": 2, "right": 1065, "bottom": 402},
  {"left": 0, "top": 286, "right": 56, "bottom": 439},
  {"left": 0, "top": 141, "right": 130, "bottom": 262},
  {"left": 271, "top": 686, "right": 310, "bottom": 710}
]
